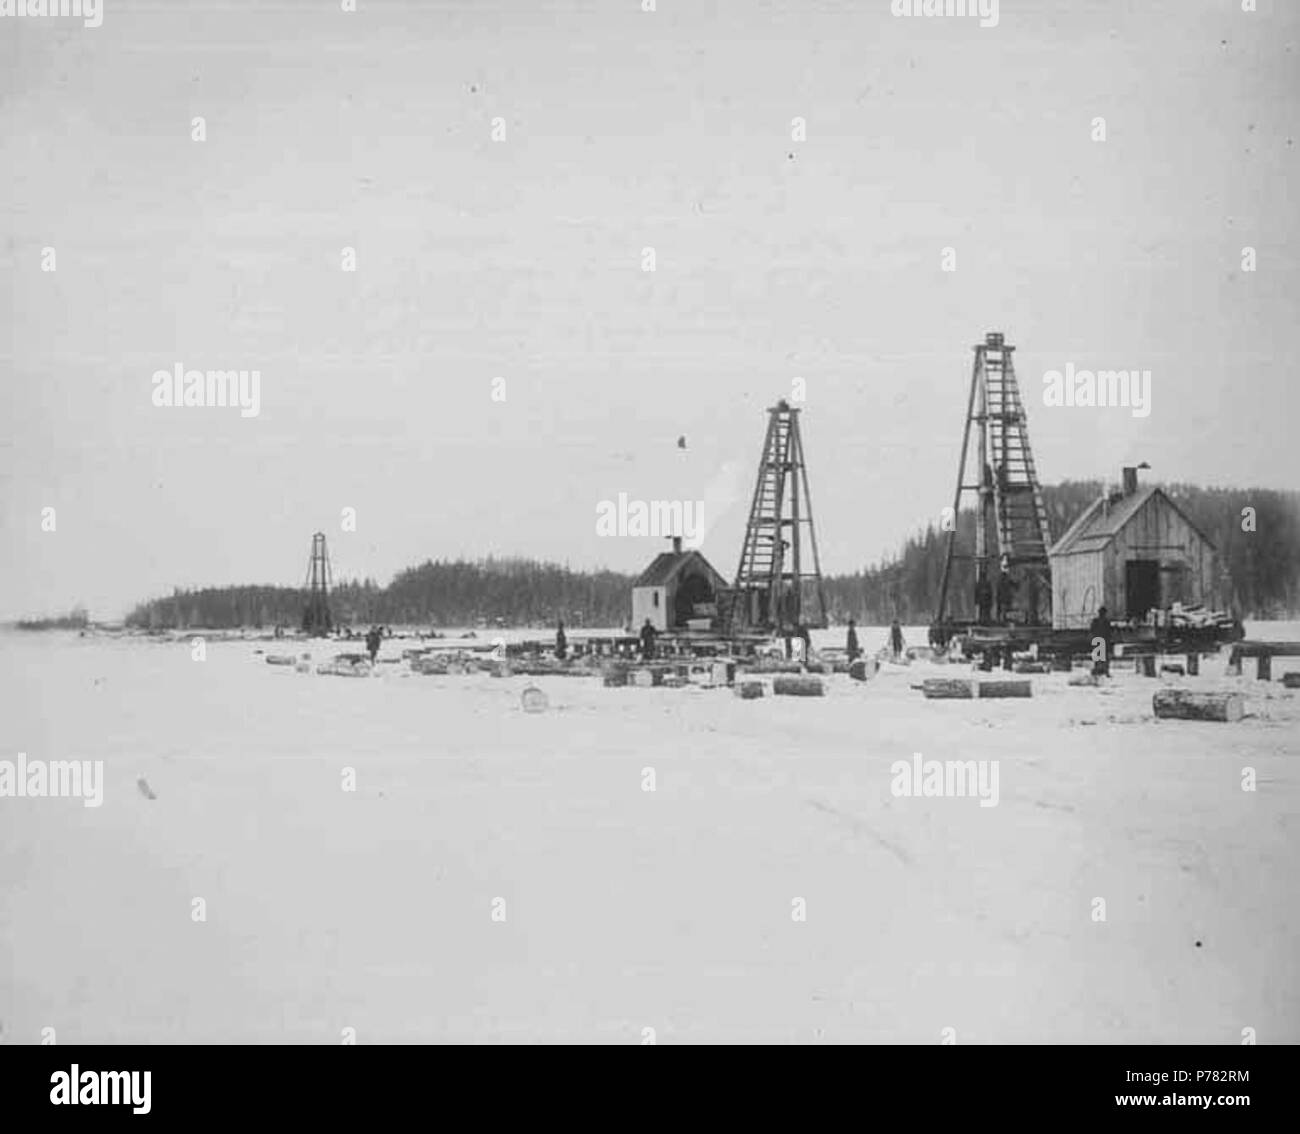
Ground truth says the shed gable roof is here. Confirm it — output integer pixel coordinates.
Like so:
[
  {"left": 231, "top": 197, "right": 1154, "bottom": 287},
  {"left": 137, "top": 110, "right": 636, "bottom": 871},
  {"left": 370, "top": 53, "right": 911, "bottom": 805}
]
[
  {"left": 1049, "top": 486, "right": 1215, "bottom": 556},
  {"left": 633, "top": 550, "right": 725, "bottom": 589}
]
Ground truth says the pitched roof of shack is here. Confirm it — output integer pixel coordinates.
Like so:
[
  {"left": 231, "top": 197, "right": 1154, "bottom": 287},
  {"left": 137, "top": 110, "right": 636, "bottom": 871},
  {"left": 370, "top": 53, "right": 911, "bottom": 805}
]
[
  {"left": 1049, "top": 486, "right": 1215, "bottom": 556},
  {"left": 633, "top": 550, "right": 725, "bottom": 589}
]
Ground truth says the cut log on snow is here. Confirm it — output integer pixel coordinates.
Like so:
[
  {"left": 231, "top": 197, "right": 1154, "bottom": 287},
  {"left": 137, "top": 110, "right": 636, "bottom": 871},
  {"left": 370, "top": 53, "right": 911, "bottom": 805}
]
[
  {"left": 1152, "top": 689, "right": 1244, "bottom": 722},
  {"left": 921, "top": 678, "right": 975, "bottom": 700},
  {"left": 1282, "top": 673, "right": 1300, "bottom": 689},
  {"left": 520, "top": 686, "right": 549, "bottom": 713},
  {"left": 773, "top": 675, "right": 824, "bottom": 697},
  {"left": 977, "top": 679, "right": 1032, "bottom": 698},
  {"left": 265, "top": 654, "right": 296, "bottom": 666},
  {"left": 1068, "top": 672, "right": 1099, "bottom": 686},
  {"left": 848, "top": 659, "right": 872, "bottom": 681},
  {"left": 1013, "top": 661, "right": 1050, "bottom": 674},
  {"left": 733, "top": 680, "right": 765, "bottom": 700},
  {"left": 601, "top": 665, "right": 629, "bottom": 688}
]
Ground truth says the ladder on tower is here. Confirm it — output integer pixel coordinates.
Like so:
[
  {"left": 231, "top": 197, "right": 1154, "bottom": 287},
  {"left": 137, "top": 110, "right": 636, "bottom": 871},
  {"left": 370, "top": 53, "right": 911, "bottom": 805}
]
[
  {"left": 983, "top": 337, "right": 1052, "bottom": 568},
  {"left": 728, "top": 399, "right": 828, "bottom": 633}
]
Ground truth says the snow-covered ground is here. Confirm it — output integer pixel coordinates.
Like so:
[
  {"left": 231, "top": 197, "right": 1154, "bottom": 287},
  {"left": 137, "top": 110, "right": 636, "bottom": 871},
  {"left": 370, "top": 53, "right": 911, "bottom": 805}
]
[{"left": 1, "top": 625, "right": 1297, "bottom": 1044}]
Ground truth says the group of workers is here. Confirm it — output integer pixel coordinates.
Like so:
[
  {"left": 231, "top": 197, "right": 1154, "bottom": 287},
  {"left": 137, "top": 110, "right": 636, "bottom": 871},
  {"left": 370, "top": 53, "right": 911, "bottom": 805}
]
[
  {"left": 845, "top": 617, "right": 906, "bottom": 663},
  {"left": 554, "top": 618, "right": 660, "bottom": 660},
  {"left": 555, "top": 616, "right": 914, "bottom": 665},
  {"left": 974, "top": 558, "right": 1046, "bottom": 626}
]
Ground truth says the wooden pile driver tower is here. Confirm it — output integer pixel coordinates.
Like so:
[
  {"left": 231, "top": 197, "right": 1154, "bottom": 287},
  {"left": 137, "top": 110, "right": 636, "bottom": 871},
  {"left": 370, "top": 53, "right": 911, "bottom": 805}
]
[
  {"left": 727, "top": 399, "right": 828, "bottom": 634},
  {"left": 935, "top": 332, "right": 1053, "bottom": 631},
  {"left": 301, "top": 531, "right": 334, "bottom": 636}
]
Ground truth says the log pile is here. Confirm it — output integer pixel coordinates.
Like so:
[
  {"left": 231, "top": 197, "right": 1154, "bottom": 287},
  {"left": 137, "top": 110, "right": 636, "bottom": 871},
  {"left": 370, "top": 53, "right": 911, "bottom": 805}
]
[{"left": 733, "top": 681, "right": 765, "bottom": 700}]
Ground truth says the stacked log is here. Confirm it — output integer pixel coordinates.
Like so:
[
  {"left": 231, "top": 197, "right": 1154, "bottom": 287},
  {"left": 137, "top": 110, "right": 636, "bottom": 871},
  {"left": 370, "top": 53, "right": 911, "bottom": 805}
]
[
  {"left": 921, "top": 678, "right": 974, "bottom": 700},
  {"left": 773, "top": 675, "right": 824, "bottom": 697},
  {"left": 602, "top": 664, "right": 630, "bottom": 688},
  {"left": 1152, "top": 689, "right": 1244, "bottom": 722},
  {"left": 733, "top": 681, "right": 765, "bottom": 700}
]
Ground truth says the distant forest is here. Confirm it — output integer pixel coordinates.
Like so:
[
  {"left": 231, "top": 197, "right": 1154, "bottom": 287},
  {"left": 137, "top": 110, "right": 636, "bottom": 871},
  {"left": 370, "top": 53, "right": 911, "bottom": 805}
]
[{"left": 122, "top": 482, "right": 1299, "bottom": 630}]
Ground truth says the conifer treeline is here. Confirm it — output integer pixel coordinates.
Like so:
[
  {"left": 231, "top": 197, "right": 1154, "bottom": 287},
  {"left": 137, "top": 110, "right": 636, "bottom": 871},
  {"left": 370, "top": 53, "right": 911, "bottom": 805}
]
[{"left": 122, "top": 483, "right": 1299, "bottom": 630}]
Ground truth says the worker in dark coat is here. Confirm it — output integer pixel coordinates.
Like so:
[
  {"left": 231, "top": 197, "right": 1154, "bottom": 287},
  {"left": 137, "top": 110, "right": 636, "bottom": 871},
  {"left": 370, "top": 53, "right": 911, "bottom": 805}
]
[
  {"left": 1089, "top": 606, "right": 1114, "bottom": 677},
  {"left": 639, "top": 618, "right": 657, "bottom": 661},
  {"left": 555, "top": 620, "right": 567, "bottom": 660},
  {"left": 889, "top": 618, "right": 904, "bottom": 661},
  {"left": 846, "top": 618, "right": 861, "bottom": 661},
  {"left": 975, "top": 574, "right": 994, "bottom": 624},
  {"left": 995, "top": 569, "right": 1015, "bottom": 621},
  {"left": 365, "top": 626, "right": 381, "bottom": 664}
]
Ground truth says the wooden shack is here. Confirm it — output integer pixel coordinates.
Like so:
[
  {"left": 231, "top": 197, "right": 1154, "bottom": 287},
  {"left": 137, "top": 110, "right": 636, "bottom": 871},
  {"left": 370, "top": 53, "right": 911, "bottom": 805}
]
[
  {"left": 1048, "top": 468, "right": 1217, "bottom": 629},
  {"left": 631, "top": 537, "right": 727, "bottom": 632}
]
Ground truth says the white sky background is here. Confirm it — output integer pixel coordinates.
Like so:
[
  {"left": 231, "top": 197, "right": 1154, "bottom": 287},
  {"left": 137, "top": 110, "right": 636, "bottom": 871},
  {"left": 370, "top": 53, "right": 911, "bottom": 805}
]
[{"left": 1, "top": 0, "right": 1297, "bottom": 619}]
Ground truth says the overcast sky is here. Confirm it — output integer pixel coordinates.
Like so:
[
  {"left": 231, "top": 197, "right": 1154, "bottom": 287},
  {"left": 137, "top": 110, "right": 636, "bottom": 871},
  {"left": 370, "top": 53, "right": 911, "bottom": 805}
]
[{"left": 1, "top": 0, "right": 1297, "bottom": 620}]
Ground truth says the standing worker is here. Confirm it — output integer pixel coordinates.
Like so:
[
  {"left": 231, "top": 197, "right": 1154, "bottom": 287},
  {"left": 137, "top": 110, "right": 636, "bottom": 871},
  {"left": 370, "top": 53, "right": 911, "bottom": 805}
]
[
  {"left": 975, "top": 573, "right": 994, "bottom": 625},
  {"left": 365, "top": 625, "right": 381, "bottom": 665},
  {"left": 639, "top": 618, "right": 657, "bottom": 661},
  {"left": 889, "top": 617, "right": 905, "bottom": 662},
  {"left": 1089, "top": 605, "right": 1114, "bottom": 677},
  {"left": 995, "top": 558, "right": 1016, "bottom": 622},
  {"left": 555, "top": 619, "right": 567, "bottom": 661},
  {"left": 846, "top": 618, "right": 861, "bottom": 662}
]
